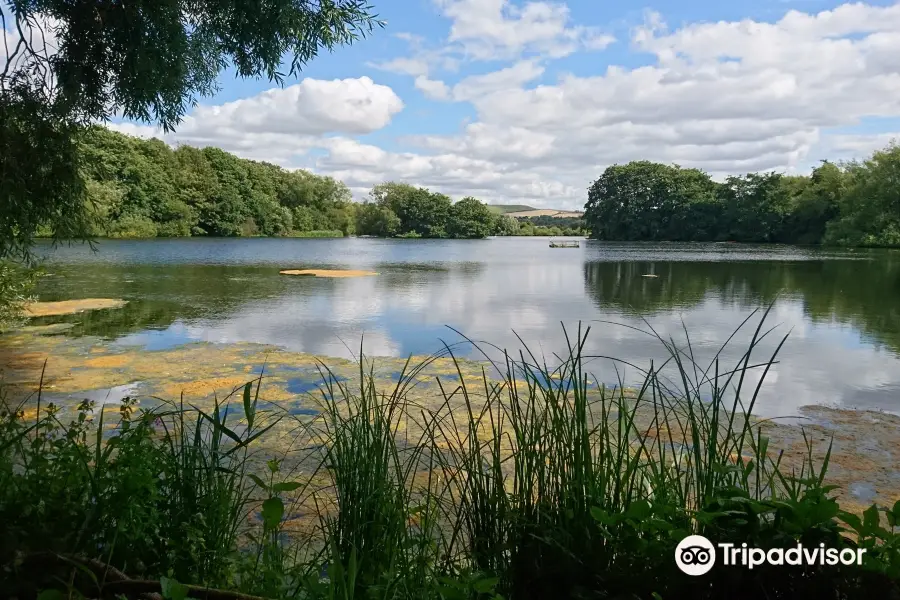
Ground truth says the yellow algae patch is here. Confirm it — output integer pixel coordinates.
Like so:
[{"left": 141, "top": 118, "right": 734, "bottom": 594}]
[
  {"left": 162, "top": 376, "right": 252, "bottom": 398},
  {"left": 279, "top": 269, "right": 377, "bottom": 278},
  {"left": 257, "top": 385, "right": 300, "bottom": 403},
  {"left": 84, "top": 354, "right": 132, "bottom": 368},
  {"left": 24, "top": 298, "right": 128, "bottom": 317},
  {"left": 0, "top": 350, "right": 49, "bottom": 370}
]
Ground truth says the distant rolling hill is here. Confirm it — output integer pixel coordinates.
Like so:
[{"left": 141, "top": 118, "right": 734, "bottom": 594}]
[
  {"left": 488, "top": 205, "right": 583, "bottom": 218},
  {"left": 488, "top": 204, "right": 536, "bottom": 214}
]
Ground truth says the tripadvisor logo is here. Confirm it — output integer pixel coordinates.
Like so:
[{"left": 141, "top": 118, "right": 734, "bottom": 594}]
[
  {"left": 675, "top": 535, "right": 866, "bottom": 576},
  {"left": 676, "top": 535, "right": 716, "bottom": 576}
]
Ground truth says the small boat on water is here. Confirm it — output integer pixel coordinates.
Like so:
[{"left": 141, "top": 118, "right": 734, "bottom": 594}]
[{"left": 549, "top": 240, "right": 580, "bottom": 248}]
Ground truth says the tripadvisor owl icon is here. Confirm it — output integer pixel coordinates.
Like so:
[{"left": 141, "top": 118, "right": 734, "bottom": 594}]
[{"left": 675, "top": 535, "right": 716, "bottom": 576}]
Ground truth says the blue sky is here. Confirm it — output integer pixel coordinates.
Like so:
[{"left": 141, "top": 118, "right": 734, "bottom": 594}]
[{"left": 103, "top": 0, "right": 900, "bottom": 209}]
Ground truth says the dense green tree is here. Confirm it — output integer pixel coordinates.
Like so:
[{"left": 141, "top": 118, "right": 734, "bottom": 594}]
[
  {"left": 198, "top": 148, "right": 253, "bottom": 236},
  {"left": 720, "top": 172, "right": 791, "bottom": 243},
  {"left": 494, "top": 215, "right": 521, "bottom": 236},
  {"left": 825, "top": 144, "right": 900, "bottom": 247},
  {"left": 584, "top": 162, "right": 720, "bottom": 241},
  {"left": 325, "top": 203, "right": 358, "bottom": 236},
  {"left": 171, "top": 145, "right": 221, "bottom": 235},
  {"left": 662, "top": 169, "right": 722, "bottom": 241},
  {"left": 370, "top": 182, "right": 453, "bottom": 238},
  {"left": 355, "top": 203, "right": 401, "bottom": 237},
  {"left": 447, "top": 197, "right": 496, "bottom": 239},
  {"left": 0, "top": 0, "right": 382, "bottom": 258},
  {"left": 783, "top": 162, "right": 845, "bottom": 245},
  {"left": 292, "top": 206, "right": 318, "bottom": 233},
  {"left": 517, "top": 216, "right": 584, "bottom": 231},
  {"left": 49, "top": 127, "right": 361, "bottom": 239},
  {"left": 583, "top": 142, "right": 900, "bottom": 247},
  {"left": 356, "top": 184, "right": 507, "bottom": 239}
]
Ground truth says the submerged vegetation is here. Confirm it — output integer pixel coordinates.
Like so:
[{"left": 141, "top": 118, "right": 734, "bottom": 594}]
[
  {"left": 584, "top": 142, "right": 900, "bottom": 247},
  {"left": 2, "top": 316, "right": 899, "bottom": 599}
]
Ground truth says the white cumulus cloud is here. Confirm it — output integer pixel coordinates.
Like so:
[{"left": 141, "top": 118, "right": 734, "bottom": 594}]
[
  {"left": 436, "top": 0, "right": 615, "bottom": 59},
  {"left": 108, "top": 76, "right": 403, "bottom": 166},
  {"left": 109, "top": 2, "right": 900, "bottom": 210}
]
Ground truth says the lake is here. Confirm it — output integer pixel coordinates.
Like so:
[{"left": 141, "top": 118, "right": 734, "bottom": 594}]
[{"left": 17, "top": 237, "right": 900, "bottom": 419}]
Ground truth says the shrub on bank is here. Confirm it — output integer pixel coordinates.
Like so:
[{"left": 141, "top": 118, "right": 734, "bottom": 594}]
[{"left": 1, "top": 314, "right": 898, "bottom": 599}]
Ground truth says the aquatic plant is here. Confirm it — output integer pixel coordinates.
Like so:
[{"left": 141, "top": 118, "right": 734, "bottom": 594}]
[{"left": 1, "top": 313, "right": 898, "bottom": 599}]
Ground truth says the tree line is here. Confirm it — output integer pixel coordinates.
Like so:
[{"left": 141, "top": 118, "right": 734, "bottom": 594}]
[
  {"left": 583, "top": 142, "right": 900, "bottom": 247},
  {"left": 70, "top": 126, "right": 358, "bottom": 238},
  {"left": 355, "top": 182, "right": 584, "bottom": 238},
  {"left": 62, "top": 128, "right": 582, "bottom": 241}
]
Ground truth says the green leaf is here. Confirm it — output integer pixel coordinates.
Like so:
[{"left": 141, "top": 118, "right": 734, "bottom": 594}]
[
  {"left": 224, "top": 420, "right": 281, "bottom": 457},
  {"left": 437, "top": 586, "right": 466, "bottom": 600},
  {"left": 248, "top": 473, "right": 268, "bottom": 491},
  {"left": 590, "top": 506, "right": 617, "bottom": 526},
  {"left": 196, "top": 407, "right": 242, "bottom": 445},
  {"left": 473, "top": 577, "right": 500, "bottom": 593},
  {"left": 887, "top": 500, "right": 900, "bottom": 527},
  {"left": 808, "top": 499, "right": 839, "bottom": 524},
  {"left": 648, "top": 518, "right": 674, "bottom": 531},
  {"left": 261, "top": 496, "right": 284, "bottom": 528},
  {"left": 242, "top": 382, "right": 255, "bottom": 429},
  {"left": 626, "top": 499, "right": 652, "bottom": 520},
  {"left": 37, "top": 591, "right": 66, "bottom": 600},
  {"left": 160, "top": 576, "right": 190, "bottom": 600},
  {"left": 839, "top": 511, "right": 863, "bottom": 533},
  {"left": 864, "top": 504, "right": 881, "bottom": 532},
  {"left": 273, "top": 481, "right": 303, "bottom": 493}
]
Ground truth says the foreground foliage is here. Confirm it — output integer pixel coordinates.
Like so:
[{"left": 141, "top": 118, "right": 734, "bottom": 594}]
[
  {"left": 584, "top": 143, "right": 900, "bottom": 247},
  {"left": 1, "top": 316, "right": 899, "bottom": 599}
]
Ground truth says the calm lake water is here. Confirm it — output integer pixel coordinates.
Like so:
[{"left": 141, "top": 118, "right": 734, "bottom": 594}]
[{"left": 28, "top": 237, "right": 900, "bottom": 418}]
